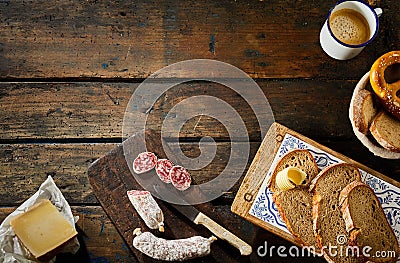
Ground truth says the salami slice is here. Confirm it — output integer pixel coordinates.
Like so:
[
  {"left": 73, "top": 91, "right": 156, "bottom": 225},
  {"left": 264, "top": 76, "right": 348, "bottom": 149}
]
[
  {"left": 170, "top": 165, "right": 191, "bottom": 191},
  {"left": 155, "top": 159, "right": 174, "bottom": 183},
  {"left": 133, "top": 152, "right": 157, "bottom": 174}
]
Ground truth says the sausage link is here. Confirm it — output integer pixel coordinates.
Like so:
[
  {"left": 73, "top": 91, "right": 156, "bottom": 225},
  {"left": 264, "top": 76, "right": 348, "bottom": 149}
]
[
  {"left": 127, "top": 190, "right": 165, "bottom": 232},
  {"left": 133, "top": 228, "right": 216, "bottom": 261}
]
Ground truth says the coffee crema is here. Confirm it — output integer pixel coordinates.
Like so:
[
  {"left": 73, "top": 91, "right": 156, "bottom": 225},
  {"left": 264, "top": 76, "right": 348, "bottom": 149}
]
[{"left": 329, "top": 8, "right": 370, "bottom": 45}]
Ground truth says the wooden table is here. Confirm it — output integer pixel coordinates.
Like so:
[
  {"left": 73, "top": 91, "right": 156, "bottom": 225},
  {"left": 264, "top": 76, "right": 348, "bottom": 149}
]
[{"left": 0, "top": 0, "right": 399, "bottom": 262}]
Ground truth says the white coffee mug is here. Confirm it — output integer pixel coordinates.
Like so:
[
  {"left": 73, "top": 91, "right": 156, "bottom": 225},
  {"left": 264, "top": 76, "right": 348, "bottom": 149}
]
[{"left": 320, "top": 0, "right": 382, "bottom": 60}]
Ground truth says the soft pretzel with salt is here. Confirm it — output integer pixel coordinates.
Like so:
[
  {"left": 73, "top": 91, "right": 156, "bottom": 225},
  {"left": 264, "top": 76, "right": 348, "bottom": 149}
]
[{"left": 370, "top": 51, "right": 400, "bottom": 120}]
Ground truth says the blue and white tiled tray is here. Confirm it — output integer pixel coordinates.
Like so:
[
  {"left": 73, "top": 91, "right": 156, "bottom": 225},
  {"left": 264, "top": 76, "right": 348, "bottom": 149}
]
[{"left": 249, "top": 133, "right": 400, "bottom": 241}]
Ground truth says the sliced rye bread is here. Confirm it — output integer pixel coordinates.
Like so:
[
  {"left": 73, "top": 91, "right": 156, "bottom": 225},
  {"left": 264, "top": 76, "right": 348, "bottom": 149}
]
[
  {"left": 370, "top": 110, "right": 400, "bottom": 153},
  {"left": 268, "top": 149, "right": 320, "bottom": 249},
  {"left": 268, "top": 149, "right": 318, "bottom": 192},
  {"left": 310, "top": 163, "right": 363, "bottom": 263},
  {"left": 353, "top": 89, "right": 379, "bottom": 135},
  {"left": 339, "top": 181, "right": 399, "bottom": 263}
]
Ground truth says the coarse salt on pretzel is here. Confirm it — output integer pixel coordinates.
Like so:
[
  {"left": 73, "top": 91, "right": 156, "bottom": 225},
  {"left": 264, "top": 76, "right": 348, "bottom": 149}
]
[{"left": 370, "top": 51, "right": 400, "bottom": 120}]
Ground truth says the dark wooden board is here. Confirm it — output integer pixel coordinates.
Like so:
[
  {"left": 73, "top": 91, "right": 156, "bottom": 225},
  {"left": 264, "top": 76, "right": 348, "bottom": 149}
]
[
  {"left": 0, "top": 0, "right": 399, "bottom": 79},
  {"left": 87, "top": 129, "right": 258, "bottom": 262}
]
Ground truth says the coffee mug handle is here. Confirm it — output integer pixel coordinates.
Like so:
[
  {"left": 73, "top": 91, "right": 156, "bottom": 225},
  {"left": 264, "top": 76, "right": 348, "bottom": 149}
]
[{"left": 374, "top": 8, "right": 383, "bottom": 17}]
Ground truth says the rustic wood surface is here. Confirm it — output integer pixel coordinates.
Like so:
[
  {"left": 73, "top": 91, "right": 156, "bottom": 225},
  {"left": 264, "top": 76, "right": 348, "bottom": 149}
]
[
  {"left": 0, "top": 0, "right": 399, "bottom": 262},
  {"left": 0, "top": 80, "right": 381, "bottom": 141},
  {"left": 0, "top": 0, "right": 399, "bottom": 79}
]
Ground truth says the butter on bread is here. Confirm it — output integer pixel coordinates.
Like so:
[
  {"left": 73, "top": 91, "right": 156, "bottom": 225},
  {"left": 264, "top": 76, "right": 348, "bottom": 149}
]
[
  {"left": 268, "top": 149, "right": 320, "bottom": 249},
  {"left": 270, "top": 148, "right": 399, "bottom": 262},
  {"left": 275, "top": 167, "right": 307, "bottom": 191}
]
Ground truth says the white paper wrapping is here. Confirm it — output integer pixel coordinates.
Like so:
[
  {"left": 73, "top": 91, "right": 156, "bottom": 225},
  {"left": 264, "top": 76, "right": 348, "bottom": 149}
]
[{"left": 0, "top": 176, "right": 80, "bottom": 262}]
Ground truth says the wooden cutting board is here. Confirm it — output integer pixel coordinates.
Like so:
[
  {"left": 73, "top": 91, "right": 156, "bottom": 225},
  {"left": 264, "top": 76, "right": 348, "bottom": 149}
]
[
  {"left": 232, "top": 122, "right": 400, "bottom": 246},
  {"left": 87, "top": 129, "right": 254, "bottom": 262}
]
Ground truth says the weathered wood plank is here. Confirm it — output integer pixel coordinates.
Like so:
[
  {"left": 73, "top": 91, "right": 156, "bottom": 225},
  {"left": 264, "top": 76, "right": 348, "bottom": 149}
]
[
  {"left": 0, "top": 141, "right": 259, "bottom": 205},
  {"left": 0, "top": 206, "right": 138, "bottom": 262},
  {"left": 0, "top": 141, "right": 398, "bottom": 206},
  {"left": 0, "top": 143, "right": 117, "bottom": 205},
  {"left": 0, "top": 80, "right": 364, "bottom": 141},
  {"left": 0, "top": 0, "right": 398, "bottom": 79}
]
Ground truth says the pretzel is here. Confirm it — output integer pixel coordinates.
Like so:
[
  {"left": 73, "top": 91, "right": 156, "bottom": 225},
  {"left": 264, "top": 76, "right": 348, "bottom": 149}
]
[{"left": 370, "top": 51, "right": 400, "bottom": 120}]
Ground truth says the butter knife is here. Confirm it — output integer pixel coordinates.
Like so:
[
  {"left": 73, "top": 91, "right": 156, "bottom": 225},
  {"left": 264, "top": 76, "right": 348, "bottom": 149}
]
[{"left": 169, "top": 203, "right": 252, "bottom": 256}]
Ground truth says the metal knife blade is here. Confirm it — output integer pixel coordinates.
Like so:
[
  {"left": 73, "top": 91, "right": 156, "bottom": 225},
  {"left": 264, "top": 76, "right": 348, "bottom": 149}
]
[
  {"left": 169, "top": 203, "right": 200, "bottom": 222},
  {"left": 169, "top": 203, "right": 252, "bottom": 256}
]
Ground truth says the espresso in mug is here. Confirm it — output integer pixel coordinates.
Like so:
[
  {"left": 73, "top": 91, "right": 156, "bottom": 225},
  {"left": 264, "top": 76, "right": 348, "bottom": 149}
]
[{"left": 329, "top": 8, "right": 370, "bottom": 45}]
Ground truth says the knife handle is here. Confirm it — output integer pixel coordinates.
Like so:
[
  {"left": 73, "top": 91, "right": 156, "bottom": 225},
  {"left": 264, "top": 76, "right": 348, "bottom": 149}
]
[{"left": 194, "top": 212, "right": 252, "bottom": 256}]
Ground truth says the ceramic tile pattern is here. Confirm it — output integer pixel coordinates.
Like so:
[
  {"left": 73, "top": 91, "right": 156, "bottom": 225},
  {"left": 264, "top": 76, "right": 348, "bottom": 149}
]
[{"left": 250, "top": 134, "right": 400, "bottom": 241}]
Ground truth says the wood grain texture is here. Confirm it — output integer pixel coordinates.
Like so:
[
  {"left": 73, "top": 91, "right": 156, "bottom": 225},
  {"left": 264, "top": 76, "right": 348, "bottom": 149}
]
[
  {"left": 0, "top": 140, "right": 398, "bottom": 206},
  {"left": 0, "top": 143, "right": 116, "bottom": 205},
  {"left": 0, "top": 80, "right": 363, "bottom": 141},
  {"left": 0, "top": 0, "right": 399, "bottom": 262},
  {"left": 0, "top": 0, "right": 398, "bottom": 79},
  {"left": 0, "top": 141, "right": 260, "bottom": 205}
]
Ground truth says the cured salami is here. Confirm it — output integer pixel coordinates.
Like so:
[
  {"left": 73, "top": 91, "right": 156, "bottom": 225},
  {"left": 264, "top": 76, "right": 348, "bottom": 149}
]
[
  {"left": 133, "top": 152, "right": 157, "bottom": 174},
  {"left": 127, "top": 190, "right": 165, "bottom": 232},
  {"left": 155, "top": 159, "right": 174, "bottom": 183},
  {"left": 132, "top": 152, "right": 191, "bottom": 190},
  {"left": 133, "top": 228, "right": 216, "bottom": 261},
  {"left": 170, "top": 166, "right": 191, "bottom": 191}
]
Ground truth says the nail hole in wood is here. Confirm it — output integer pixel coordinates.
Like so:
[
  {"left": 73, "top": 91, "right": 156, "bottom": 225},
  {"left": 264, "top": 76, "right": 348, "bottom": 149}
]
[{"left": 244, "top": 193, "right": 253, "bottom": 202}]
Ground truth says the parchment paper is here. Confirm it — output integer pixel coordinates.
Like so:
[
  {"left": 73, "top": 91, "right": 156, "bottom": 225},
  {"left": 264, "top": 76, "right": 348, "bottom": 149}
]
[{"left": 0, "top": 176, "right": 80, "bottom": 262}]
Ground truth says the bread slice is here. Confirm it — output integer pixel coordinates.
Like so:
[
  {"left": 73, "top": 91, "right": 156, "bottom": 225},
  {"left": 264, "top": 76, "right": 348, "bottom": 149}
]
[
  {"left": 310, "top": 163, "right": 362, "bottom": 263},
  {"left": 268, "top": 149, "right": 320, "bottom": 249},
  {"left": 268, "top": 149, "right": 318, "bottom": 192},
  {"left": 353, "top": 89, "right": 379, "bottom": 134},
  {"left": 370, "top": 111, "right": 400, "bottom": 153},
  {"left": 340, "top": 181, "right": 399, "bottom": 263}
]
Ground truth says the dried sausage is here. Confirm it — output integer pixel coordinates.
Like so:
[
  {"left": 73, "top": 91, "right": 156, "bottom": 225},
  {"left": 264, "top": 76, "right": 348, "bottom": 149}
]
[
  {"left": 170, "top": 166, "right": 191, "bottom": 191},
  {"left": 133, "top": 228, "right": 216, "bottom": 261},
  {"left": 155, "top": 159, "right": 174, "bottom": 183},
  {"left": 133, "top": 152, "right": 157, "bottom": 174},
  {"left": 133, "top": 152, "right": 191, "bottom": 191},
  {"left": 127, "top": 190, "right": 164, "bottom": 232}
]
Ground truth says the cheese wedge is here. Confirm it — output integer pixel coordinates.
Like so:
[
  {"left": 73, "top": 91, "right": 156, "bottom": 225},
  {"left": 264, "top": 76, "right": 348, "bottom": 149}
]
[{"left": 10, "top": 199, "right": 77, "bottom": 259}]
